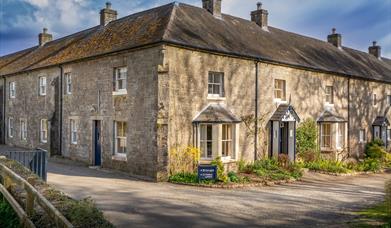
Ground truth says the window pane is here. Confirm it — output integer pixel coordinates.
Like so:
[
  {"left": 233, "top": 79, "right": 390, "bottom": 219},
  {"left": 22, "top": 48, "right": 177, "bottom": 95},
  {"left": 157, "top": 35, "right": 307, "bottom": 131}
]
[
  {"left": 207, "top": 142, "right": 212, "bottom": 158},
  {"left": 207, "top": 125, "right": 212, "bottom": 140},
  {"left": 208, "top": 84, "right": 213, "bottom": 94},
  {"left": 213, "top": 85, "right": 220, "bottom": 95}
]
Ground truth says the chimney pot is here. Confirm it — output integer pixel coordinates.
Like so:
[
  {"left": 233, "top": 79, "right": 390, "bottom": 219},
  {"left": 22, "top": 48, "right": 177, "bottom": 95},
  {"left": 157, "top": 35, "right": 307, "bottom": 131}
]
[
  {"left": 100, "top": 2, "right": 117, "bottom": 26},
  {"left": 251, "top": 2, "right": 268, "bottom": 29},
  {"left": 38, "top": 28, "right": 52, "bottom": 46},
  {"left": 327, "top": 28, "right": 342, "bottom": 48},
  {"left": 202, "top": 0, "right": 222, "bottom": 18},
  {"left": 369, "top": 41, "right": 381, "bottom": 59}
]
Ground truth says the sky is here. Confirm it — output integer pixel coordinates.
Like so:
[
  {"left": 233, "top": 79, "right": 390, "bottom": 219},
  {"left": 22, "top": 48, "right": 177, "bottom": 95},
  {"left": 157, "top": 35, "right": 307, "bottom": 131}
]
[{"left": 0, "top": 0, "right": 390, "bottom": 58}]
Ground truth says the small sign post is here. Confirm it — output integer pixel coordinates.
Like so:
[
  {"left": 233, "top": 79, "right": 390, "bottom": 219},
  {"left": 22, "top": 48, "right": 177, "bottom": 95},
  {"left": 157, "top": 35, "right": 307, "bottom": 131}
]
[{"left": 198, "top": 165, "right": 217, "bottom": 181}]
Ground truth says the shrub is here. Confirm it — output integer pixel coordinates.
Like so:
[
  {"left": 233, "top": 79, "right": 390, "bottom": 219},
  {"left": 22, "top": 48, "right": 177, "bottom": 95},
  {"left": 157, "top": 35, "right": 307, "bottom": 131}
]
[
  {"left": 360, "top": 159, "right": 382, "bottom": 172},
  {"left": 169, "top": 146, "right": 200, "bottom": 175},
  {"left": 296, "top": 119, "right": 318, "bottom": 155},
  {"left": 243, "top": 159, "right": 302, "bottom": 180},
  {"left": 0, "top": 194, "right": 19, "bottom": 228},
  {"left": 278, "top": 154, "right": 289, "bottom": 169},
  {"left": 168, "top": 173, "right": 198, "bottom": 183},
  {"left": 228, "top": 172, "right": 239, "bottom": 183},
  {"left": 304, "top": 160, "right": 349, "bottom": 173},
  {"left": 211, "top": 157, "right": 228, "bottom": 183}
]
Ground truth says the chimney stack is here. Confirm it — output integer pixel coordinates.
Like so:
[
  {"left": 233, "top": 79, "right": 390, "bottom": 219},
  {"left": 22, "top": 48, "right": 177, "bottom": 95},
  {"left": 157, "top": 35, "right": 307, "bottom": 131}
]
[
  {"left": 202, "top": 0, "right": 222, "bottom": 18},
  {"left": 100, "top": 2, "right": 117, "bottom": 26},
  {"left": 251, "top": 2, "right": 268, "bottom": 29},
  {"left": 369, "top": 41, "right": 381, "bottom": 59},
  {"left": 38, "top": 28, "right": 53, "bottom": 46},
  {"left": 327, "top": 28, "right": 342, "bottom": 48}
]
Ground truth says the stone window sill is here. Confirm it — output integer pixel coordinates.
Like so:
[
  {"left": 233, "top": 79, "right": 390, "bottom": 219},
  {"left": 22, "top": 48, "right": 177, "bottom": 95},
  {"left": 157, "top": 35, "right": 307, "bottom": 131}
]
[
  {"left": 112, "top": 154, "right": 127, "bottom": 161},
  {"left": 113, "top": 90, "right": 127, "bottom": 96},
  {"left": 207, "top": 96, "right": 226, "bottom": 101},
  {"left": 274, "top": 99, "right": 288, "bottom": 104}
]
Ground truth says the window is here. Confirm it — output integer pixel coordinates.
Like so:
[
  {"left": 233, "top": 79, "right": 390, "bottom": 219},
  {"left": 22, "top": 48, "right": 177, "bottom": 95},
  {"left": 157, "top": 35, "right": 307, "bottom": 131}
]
[
  {"left": 20, "top": 119, "right": 27, "bottom": 141},
  {"left": 208, "top": 72, "right": 224, "bottom": 97},
  {"left": 9, "top": 82, "right": 15, "bottom": 98},
  {"left": 40, "top": 119, "right": 48, "bottom": 143},
  {"left": 388, "top": 95, "right": 391, "bottom": 106},
  {"left": 70, "top": 119, "right": 78, "bottom": 144},
  {"left": 359, "top": 129, "right": 366, "bottom": 143},
  {"left": 114, "top": 121, "right": 127, "bottom": 154},
  {"left": 325, "top": 86, "right": 334, "bottom": 104},
  {"left": 65, "top": 73, "right": 72, "bottom": 94},
  {"left": 373, "top": 94, "right": 377, "bottom": 106},
  {"left": 274, "top": 79, "right": 286, "bottom": 100},
  {"left": 39, "top": 77, "right": 47, "bottom": 96},
  {"left": 113, "top": 67, "right": 127, "bottom": 93},
  {"left": 200, "top": 124, "right": 213, "bottom": 159},
  {"left": 222, "top": 124, "right": 233, "bottom": 158},
  {"left": 320, "top": 123, "right": 331, "bottom": 149},
  {"left": 8, "top": 117, "right": 14, "bottom": 138},
  {"left": 336, "top": 123, "right": 345, "bottom": 149}
]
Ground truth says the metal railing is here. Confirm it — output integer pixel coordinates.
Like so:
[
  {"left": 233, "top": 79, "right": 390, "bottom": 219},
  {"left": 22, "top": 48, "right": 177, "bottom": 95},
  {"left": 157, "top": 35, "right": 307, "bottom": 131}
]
[{"left": 0, "top": 149, "right": 47, "bottom": 181}]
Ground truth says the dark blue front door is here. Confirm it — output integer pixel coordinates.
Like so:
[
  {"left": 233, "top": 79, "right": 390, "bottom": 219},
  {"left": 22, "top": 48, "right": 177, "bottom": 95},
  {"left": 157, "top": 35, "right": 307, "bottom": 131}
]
[{"left": 94, "top": 120, "right": 101, "bottom": 166}]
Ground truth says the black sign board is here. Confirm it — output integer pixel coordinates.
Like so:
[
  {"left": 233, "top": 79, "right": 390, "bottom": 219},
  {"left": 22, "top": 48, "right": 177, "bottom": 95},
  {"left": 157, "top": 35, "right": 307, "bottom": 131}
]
[{"left": 198, "top": 165, "right": 217, "bottom": 181}]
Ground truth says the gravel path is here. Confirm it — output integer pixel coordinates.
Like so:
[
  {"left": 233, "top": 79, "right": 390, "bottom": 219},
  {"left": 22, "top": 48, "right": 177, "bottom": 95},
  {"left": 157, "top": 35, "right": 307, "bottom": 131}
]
[{"left": 47, "top": 159, "right": 390, "bottom": 228}]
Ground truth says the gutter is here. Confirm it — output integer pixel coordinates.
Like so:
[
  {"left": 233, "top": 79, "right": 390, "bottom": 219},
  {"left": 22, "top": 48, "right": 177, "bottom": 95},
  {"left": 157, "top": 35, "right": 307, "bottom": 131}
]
[
  {"left": 254, "top": 60, "right": 260, "bottom": 160},
  {"left": 59, "top": 66, "right": 64, "bottom": 156}
]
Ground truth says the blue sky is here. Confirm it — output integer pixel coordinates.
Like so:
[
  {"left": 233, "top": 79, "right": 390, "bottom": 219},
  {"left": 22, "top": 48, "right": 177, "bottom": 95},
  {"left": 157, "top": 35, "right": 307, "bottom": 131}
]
[{"left": 0, "top": 0, "right": 390, "bottom": 58}]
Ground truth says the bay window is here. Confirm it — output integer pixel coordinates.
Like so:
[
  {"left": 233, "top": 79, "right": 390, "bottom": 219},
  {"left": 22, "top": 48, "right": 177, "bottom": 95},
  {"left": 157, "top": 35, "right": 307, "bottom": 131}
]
[
  {"left": 336, "top": 123, "right": 345, "bottom": 149},
  {"left": 200, "top": 124, "right": 213, "bottom": 159},
  {"left": 320, "top": 123, "right": 331, "bottom": 149},
  {"left": 222, "top": 124, "right": 233, "bottom": 158}
]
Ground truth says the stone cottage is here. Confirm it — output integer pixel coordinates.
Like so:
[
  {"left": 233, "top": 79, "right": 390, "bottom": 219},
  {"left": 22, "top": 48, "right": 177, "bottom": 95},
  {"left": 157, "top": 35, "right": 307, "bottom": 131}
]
[{"left": 0, "top": 1, "right": 390, "bottom": 180}]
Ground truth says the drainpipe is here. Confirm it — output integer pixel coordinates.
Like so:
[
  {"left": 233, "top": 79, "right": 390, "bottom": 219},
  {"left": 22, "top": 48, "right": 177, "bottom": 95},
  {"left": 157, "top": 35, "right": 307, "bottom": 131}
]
[
  {"left": 254, "top": 60, "right": 259, "bottom": 161},
  {"left": 347, "top": 77, "right": 351, "bottom": 158},
  {"left": 59, "top": 66, "right": 64, "bottom": 156},
  {"left": 2, "top": 76, "right": 5, "bottom": 144}
]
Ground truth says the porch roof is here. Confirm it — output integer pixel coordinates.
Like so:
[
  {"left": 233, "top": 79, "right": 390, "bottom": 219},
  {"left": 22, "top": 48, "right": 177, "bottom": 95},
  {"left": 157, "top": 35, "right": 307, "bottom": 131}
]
[
  {"left": 192, "top": 104, "right": 241, "bottom": 124},
  {"left": 270, "top": 104, "right": 300, "bottom": 122},
  {"left": 317, "top": 110, "right": 346, "bottom": 123},
  {"left": 372, "top": 116, "right": 390, "bottom": 126}
]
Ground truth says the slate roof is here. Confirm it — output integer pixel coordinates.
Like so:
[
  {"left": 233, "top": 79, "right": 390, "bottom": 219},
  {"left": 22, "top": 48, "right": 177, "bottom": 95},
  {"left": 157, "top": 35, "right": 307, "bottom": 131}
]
[
  {"left": 372, "top": 116, "right": 390, "bottom": 126},
  {"left": 270, "top": 104, "right": 300, "bottom": 122},
  {"left": 317, "top": 110, "right": 346, "bottom": 123},
  {"left": 1, "top": 2, "right": 391, "bottom": 83},
  {"left": 193, "top": 104, "right": 241, "bottom": 123}
]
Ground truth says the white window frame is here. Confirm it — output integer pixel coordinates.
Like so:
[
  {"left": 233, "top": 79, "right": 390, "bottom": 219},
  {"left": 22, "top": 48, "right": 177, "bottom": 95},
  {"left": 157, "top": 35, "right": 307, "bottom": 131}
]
[
  {"left": 113, "top": 67, "right": 127, "bottom": 95},
  {"left": 325, "top": 86, "right": 334, "bottom": 104},
  {"left": 8, "top": 117, "right": 14, "bottom": 138},
  {"left": 200, "top": 124, "right": 213, "bottom": 159},
  {"left": 40, "top": 119, "right": 48, "bottom": 143},
  {"left": 9, "top": 82, "right": 16, "bottom": 98},
  {"left": 39, "top": 77, "right": 47, "bottom": 96},
  {"left": 320, "top": 123, "right": 331, "bottom": 150},
  {"left": 222, "top": 124, "right": 233, "bottom": 158},
  {"left": 65, "top": 73, "right": 72, "bottom": 95},
  {"left": 336, "top": 123, "right": 345, "bottom": 149},
  {"left": 359, "top": 129, "right": 366, "bottom": 143},
  {"left": 70, "top": 119, "right": 78, "bottom": 144},
  {"left": 274, "top": 79, "right": 286, "bottom": 101},
  {"left": 20, "top": 119, "right": 27, "bottom": 141},
  {"left": 207, "top": 72, "right": 224, "bottom": 98},
  {"left": 114, "top": 121, "right": 127, "bottom": 156}
]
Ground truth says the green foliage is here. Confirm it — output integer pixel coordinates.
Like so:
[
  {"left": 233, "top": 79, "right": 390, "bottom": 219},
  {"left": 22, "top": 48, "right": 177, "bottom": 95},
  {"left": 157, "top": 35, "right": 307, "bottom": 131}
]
[
  {"left": 168, "top": 173, "right": 198, "bottom": 183},
  {"left": 0, "top": 194, "right": 19, "bottom": 228},
  {"left": 169, "top": 145, "right": 201, "bottom": 176},
  {"left": 386, "top": 179, "right": 391, "bottom": 215},
  {"left": 242, "top": 159, "right": 303, "bottom": 181},
  {"left": 304, "top": 160, "right": 349, "bottom": 173},
  {"left": 365, "top": 144, "right": 387, "bottom": 160},
  {"left": 296, "top": 119, "right": 318, "bottom": 154},
  {"left": 211, "top": 157, "right": 228, "bottom": 183}
]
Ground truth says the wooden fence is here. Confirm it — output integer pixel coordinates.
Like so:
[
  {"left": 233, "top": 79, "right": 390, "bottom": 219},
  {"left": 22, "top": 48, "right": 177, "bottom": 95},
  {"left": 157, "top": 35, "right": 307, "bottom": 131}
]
[
  {"left": 0, "top": 149, "right": 47, "bottom": 181},
  {"left": 0, "top": 162, "right": 73, "bottom": 228}
]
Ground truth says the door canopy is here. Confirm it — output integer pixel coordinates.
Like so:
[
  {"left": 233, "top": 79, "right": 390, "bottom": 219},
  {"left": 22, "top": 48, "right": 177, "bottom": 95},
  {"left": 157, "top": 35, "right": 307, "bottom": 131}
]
[
  {"left": 270, "top": 104, "right": 300, "bottom": 123},
  {"left": 372, "top": 116, "right": 390, "bottom": 127}
]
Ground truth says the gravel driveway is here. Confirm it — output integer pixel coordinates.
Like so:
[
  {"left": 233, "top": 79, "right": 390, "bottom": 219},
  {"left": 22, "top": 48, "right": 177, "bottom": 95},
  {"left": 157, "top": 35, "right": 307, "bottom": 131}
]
[{"left": 47, "top": 159, "right": 390, "bottom": 228}]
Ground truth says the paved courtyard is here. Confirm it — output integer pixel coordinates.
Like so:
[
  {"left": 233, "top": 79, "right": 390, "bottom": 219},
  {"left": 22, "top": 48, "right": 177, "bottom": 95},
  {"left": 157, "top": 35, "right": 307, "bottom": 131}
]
[{"left": 47, "top": 159, "right": 390, "bottom": 228}]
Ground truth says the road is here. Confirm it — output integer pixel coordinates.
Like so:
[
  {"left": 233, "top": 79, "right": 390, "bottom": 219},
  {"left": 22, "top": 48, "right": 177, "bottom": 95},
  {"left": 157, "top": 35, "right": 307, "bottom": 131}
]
[{"left": 47, "top": 159, "right": 389, "bottom": 227}]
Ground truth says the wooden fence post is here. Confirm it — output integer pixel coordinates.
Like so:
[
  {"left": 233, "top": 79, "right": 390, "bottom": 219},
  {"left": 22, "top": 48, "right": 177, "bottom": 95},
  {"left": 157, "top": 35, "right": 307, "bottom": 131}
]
[{"left": 25, "top": 177, "right": 36, "bottom": 217}]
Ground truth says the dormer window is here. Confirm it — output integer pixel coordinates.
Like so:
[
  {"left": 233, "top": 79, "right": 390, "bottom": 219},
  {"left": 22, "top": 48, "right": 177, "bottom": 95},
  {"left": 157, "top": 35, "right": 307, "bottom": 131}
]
[{"left": 208, "top": 72, "right": 224, "bottom": 98}]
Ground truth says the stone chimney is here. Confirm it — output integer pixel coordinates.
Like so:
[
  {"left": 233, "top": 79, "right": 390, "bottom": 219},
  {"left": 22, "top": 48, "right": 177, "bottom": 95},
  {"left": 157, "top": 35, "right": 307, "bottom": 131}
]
[
  {"left": 38, "top": 28, "right": 53, "bottom": 46},
  {"left": 327, "top": 28, "right": 342, "bottom": 48},
  {"left": 100, "top": 2, "right": 117, "bottom": 26},
  {"left": 369, "top": 41, "right": 381, "bottom": 59},
  {"left": 202, "top": 0, "right": 222, "bottom": 18},
  {"left": 251, "top": 2, "right": 268, "bottom": 29}
]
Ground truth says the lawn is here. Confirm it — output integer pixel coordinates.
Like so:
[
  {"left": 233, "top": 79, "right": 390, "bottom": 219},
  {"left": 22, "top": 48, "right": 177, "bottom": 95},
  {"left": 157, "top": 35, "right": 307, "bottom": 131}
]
[{"left": 350, "top": 202, "right": 391, "bottom": 227}]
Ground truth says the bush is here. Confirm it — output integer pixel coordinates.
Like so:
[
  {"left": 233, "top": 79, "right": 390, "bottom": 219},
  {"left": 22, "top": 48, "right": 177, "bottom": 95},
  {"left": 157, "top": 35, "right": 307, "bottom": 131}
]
[
  {"left": 243, "top": 159, "right": 302, "bottom": 181},
  {"left": 365, "top": 144, "right": 386, "bottom": 160},
  {"left": 296, "top": 119, "right": 318, "bottom": 156},
  {"left": 0, "top": 194, "right": 19, "bottom": 228},
  {"left": 169, "top": 146, "right": 200, "bottom": 175},
  {"left": 304, "top": 160, "right": 349, "bottom": 173},
  {"left": 360, "top": 159, "right": 382, "bottom": 172},
  {"left": 211, "top": 157, "right": 228, "bottom": 183},
  {"left": 168, "top": 173, "right": 198, "bottom": 183},
  {"left": 228, "top": 172, "right": 239, "bottom": 183}
]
